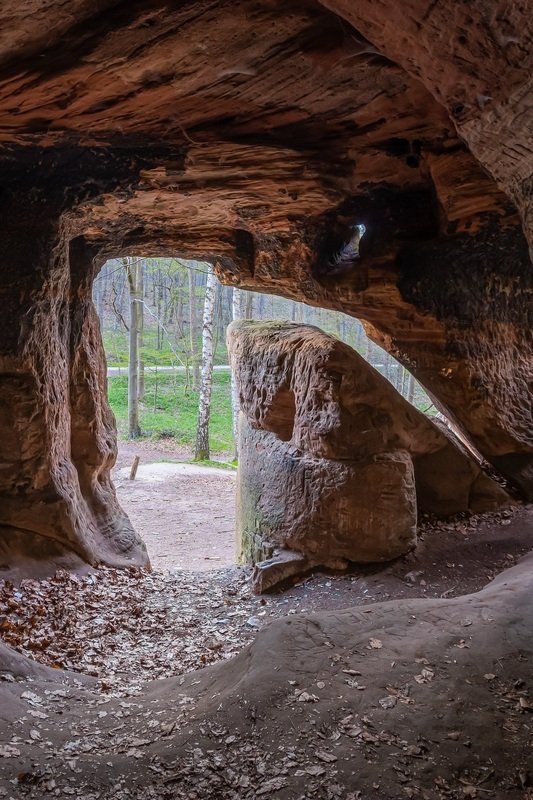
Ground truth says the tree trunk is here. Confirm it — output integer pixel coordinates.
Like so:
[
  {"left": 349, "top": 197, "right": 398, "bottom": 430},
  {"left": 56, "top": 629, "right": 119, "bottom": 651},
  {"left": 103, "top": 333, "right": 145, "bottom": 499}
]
[
  {"left": 383, "top": 352, "right": 391, "bottom": 381},
  {"left": 188, "top": 265, "right": 200, "bottom": 391},
  {"left": 194, "top": 264, "right": 217, "bottom": 460},
  {"left": 156, "top": 265, "right": 163, "bottom": 349},
  {"left": 355, "top": 321, "right": 365, "bottom": 352},
  {"left": 137, "top": 258, "right": 145, "bottom": 402},
  {"left": 126, "top": 257, "right": 141, "bottom": 439},
  {"left": 290, "top": 300, "right": 296, "bottom": 321},
  {"left": 93, "top": 265, "right": 105, "bottom": 322},
  {"left": 364, "top": 336, "right": 371, "bottom": 363},
  {"left": 407, "top": 372, "right": 416, "bottom": 404},
  {"left": 244, "top": 290, "right": 254, "bottom": 318},
  {"left": 230, "top": 288, "right": 245, "bottom": 458}
]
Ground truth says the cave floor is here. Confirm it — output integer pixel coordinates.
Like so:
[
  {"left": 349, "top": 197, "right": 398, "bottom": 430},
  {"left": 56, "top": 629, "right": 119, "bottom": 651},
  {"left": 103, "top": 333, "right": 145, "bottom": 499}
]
[
  {"left": 113, "top": 440, "right": 236, "bottom": 572},
  {"left": 1, "top": 508, "right": 533, "bottom": 799}
]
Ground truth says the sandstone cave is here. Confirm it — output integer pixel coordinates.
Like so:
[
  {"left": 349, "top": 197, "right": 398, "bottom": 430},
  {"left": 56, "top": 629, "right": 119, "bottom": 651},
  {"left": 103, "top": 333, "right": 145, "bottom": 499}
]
[{"left": 0, "top": 2, "right": 532, "bottom": 798}]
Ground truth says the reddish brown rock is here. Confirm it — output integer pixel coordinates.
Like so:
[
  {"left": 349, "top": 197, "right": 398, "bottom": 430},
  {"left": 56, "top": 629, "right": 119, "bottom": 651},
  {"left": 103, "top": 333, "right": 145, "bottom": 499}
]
[
  {"left": 229, "top": 321, "right": 511, "bottom": 586},
  {"left": 0, "top": 0, "right": 530, "bottom": 574},
  {"left": 0, "top": 172, "right": 150, "bottom": 575},
  {"left": 238, "top": 415, "right": 417, "bottom": 567}
]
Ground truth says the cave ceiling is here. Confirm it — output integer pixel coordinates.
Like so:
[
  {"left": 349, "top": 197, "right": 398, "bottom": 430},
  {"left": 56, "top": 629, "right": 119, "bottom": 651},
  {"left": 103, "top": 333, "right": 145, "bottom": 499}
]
[
  {"left": 2, "top": 0, "right": 525, "bottom": 247},
  {"left": 0, "top": 0, "right": 532, "bottom": 497}
]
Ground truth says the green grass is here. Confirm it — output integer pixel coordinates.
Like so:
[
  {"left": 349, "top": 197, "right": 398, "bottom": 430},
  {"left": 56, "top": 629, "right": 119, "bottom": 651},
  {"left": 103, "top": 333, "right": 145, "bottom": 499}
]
[
  {"left": 103, "top": 329, "right": 230, "bottom": 368},
  {"left": 108, "top": 371, "right": 234, "bottom": 452},
  {"left": 107, "top": 355, "right": 436, "bottom": 455},
  {"left": 187, "top": 459, "right": 237, "bottom": 471}
]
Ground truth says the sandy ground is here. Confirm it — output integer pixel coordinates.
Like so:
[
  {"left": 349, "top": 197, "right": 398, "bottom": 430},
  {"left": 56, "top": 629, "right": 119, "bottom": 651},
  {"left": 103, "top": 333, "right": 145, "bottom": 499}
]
[
  {"left": 114, "top": 441, "right": 236, "bottom": 571},
  {"left": 1, "top": 439, "right": 533, "bottom": 798},
  {"left": 1, "top": 511, "right": 533, "bottom": 799}
]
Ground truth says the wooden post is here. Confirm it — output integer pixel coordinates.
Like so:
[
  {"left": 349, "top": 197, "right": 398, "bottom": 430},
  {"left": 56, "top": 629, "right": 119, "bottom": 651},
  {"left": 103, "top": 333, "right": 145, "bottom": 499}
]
[{"left": 129, "top": 455, "right": 140, "bottom": 480}]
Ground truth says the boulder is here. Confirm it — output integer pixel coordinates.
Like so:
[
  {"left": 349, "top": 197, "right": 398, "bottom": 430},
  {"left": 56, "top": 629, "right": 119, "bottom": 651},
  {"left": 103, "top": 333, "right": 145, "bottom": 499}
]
[
  {"left": 238, "top": 415, "right": 417, "bottom": 567},
  {"left": 229, "top": 321, "right": 511, "bottom": 589}
]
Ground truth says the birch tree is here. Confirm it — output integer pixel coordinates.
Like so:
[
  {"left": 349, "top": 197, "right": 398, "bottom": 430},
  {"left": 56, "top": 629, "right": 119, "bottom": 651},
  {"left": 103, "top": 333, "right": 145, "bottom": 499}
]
[
  {"left": 244, "top": 290, "right": 254, "bottom": 319},
  {"left": 187, "top": 263, "right": 200, "bottom": 391},
  {"left": 230, "top": 287, "right": 245, "bottom": 459},
  {"left": 194, "top": 264, "right": 217, "bottom": 460},
  {"left": 137, "top": 257, "right": 145, "bottom": 401},
  {"left": 125, "top": 256, "right": 142, "bottom": 438}
]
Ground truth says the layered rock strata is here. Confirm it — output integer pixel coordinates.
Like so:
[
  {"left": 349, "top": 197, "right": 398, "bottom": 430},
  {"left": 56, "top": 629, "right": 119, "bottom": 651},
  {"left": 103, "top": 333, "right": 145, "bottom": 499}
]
[
  {"left": 228, "top": 321, "right": 511, "bottom": 589},
  {"left": 0, "top": 0, "right": 531, "bottom": 574}
]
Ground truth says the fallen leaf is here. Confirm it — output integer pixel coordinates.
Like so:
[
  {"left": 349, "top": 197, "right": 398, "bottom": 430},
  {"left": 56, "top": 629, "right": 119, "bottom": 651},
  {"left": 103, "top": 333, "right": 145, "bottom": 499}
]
[
  {"left": 256, "top": 777, "right": 289, "bottom": 795},
  {"left": 0, "top": 744, "right": 20, "bottom": 757},
  {"left": 305, "top": 765, "right": 326, "bottom": 777},
  {"left": 296, "top": 691, "right": 319, "bottom": 703},
  {"left": 519, "top": 697, "right": 533, "bottom": 712},
  {"left": 315, "top": 750, "right": 337, "bottom": 763}
]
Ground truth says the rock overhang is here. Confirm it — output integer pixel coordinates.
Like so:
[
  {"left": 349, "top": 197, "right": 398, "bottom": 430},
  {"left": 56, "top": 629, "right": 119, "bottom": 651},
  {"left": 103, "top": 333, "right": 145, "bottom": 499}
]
[{"left": 0, "top": 0, "right": 530, "bottom": 563}]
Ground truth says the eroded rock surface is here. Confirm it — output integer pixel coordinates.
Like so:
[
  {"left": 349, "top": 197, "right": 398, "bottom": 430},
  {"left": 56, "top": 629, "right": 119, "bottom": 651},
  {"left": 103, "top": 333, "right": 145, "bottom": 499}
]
[
  {"left": 229, "top": 322, "right": 510, "bottom": 587},
  {"left": 0, "top": 173, "right": 150, "bottom": 574},
  {"left": 2, "top": 528, "right": 533, "bottom": 798},
  {"left": 0, "top": 0, "right": 531, "bottom": 570}
]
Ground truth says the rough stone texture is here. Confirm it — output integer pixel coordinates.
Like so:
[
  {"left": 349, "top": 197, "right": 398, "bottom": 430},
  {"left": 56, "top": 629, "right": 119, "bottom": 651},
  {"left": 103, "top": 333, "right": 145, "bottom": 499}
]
[
  {"left": 229, "top": 322, "right": 510, "bottom": 583},
  {"left": 238, "top": 414, "right": 417, "bottom": 564},
  {"left": 250, "top": 549, "right": 317, "bottom": 594},
  {"left": 0, "top": 157, "right": 151, "bottom": 573},
  {"left": 0, "top": 0, "right": 531, "bottom": 568},
  {"left": 2, "top": 524, "right": 533, "bottom": 797}
]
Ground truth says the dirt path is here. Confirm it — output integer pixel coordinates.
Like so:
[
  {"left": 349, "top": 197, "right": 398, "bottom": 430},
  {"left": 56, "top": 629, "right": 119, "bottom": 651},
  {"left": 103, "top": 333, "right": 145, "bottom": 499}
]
[
  {"left": 1, "top": 509, "right": 533, "bottom": 800},
  {"left": 114, "top": 441, "right": 236, "bottom": 571},
  {"left": 7, "top": 436, "right": 532, "bottom": 796}
]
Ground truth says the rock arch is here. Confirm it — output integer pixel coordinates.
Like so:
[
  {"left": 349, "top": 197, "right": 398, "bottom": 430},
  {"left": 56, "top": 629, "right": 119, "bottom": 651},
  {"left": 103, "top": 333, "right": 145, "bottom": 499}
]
[{"left": 0, "top": 0, "right": 530, "bottom": 571}]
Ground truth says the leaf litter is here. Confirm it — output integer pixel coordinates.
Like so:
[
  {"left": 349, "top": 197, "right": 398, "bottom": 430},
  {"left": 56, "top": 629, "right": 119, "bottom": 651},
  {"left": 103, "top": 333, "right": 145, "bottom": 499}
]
[
  {"left": 1, "top": 505, "right": 533, "bottom": 799},
  {"left": 0, "top": 567, "right": 266, "bottom": 684}
]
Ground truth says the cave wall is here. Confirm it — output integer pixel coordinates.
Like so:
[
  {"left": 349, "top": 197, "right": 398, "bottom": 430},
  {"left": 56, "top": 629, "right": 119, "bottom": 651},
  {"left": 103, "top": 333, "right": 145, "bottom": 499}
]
[
  {"left": 0, "top": 0, "right": 530, "bottom": 571},
  {"left": 321, "top": 0, "right": 533, "bottom": 255},
  {"left": 214, "top": 188, "right": 533, "bottom": 497},
  {"left": 0, "top": 151, "right": 155, "bottom": 572}
]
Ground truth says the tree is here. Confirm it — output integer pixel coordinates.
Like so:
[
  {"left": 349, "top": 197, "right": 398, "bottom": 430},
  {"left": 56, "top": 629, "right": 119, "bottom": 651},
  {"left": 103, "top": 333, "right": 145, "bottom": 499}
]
[
  {"left": 194, "top": 263, "right": 218, "bottom": 460},
  {"left": 187, "top": 263, "right": 200, "bottom": 391},
  {"left": 137, "top": 257, "right": 145, "bottom": 401},
  {"left": 407, "top": 371, "right": 416, "bottom": 403},
  {"left": 230, "top": 287, "right": 245, "bottom": 458},
  {"left": 244, "top": 290, "right": 254, "bottom": 319},
  {"left": 125, "top": 256, "right": 142, "bottom": 438}
]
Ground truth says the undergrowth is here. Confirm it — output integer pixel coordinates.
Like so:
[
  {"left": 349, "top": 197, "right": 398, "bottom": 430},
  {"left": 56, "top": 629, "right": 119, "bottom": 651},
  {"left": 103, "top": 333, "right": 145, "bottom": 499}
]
[{"left": 107, "top": 371, "right": 234, "bottom": 451}]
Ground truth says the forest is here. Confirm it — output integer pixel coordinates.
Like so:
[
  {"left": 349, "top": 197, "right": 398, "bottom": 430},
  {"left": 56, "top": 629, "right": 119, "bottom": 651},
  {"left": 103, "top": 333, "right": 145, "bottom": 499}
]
[{"left": 93, "top": 257, "right": 433, "bottom": 458}]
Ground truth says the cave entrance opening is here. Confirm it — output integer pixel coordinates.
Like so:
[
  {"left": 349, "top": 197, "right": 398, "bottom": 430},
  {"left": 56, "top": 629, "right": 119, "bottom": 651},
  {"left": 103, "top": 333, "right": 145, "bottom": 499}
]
[
  {"left": 93, "top": 256, "right": 238, "bottom": 573},
  {"left": 92, "top": 256, "right": 438, "bottom": 574}
]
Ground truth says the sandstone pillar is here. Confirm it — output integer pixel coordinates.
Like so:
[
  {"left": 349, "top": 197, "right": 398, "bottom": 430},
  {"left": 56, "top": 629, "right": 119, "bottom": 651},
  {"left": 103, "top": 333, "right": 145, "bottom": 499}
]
[
  {"left": 0, "top": 211, "right": 149, "bottom": 574},
  {"left": 229, "top": 321, "right": 511, "bottom": 590}
]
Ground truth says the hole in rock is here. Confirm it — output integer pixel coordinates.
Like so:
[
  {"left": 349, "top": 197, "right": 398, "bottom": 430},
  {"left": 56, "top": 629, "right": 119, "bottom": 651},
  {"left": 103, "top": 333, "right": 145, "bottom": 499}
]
[
  {"left": 94, "top": 256, "right": 238, "bottom": 573},
  {"left": 328, "top": 221, "right": 366, "bottom": 270},
  {"left": 93, "top": 256, "right": 436, "bottom": 573},
  {"left": 262, "top": 386, "right": 296, "bottom": 441},
  {"left": 0, "top": 261, "right": 526, "bottom": 693}
]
